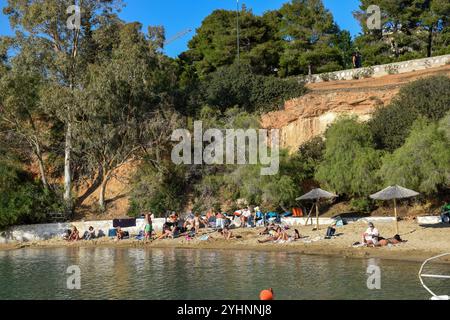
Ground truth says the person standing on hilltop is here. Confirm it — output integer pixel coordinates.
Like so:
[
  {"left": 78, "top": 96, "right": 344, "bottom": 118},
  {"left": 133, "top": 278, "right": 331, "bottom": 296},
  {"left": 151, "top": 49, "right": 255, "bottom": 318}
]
[{"left": 353, "top": 51, "right": 362, "bottom": 68}]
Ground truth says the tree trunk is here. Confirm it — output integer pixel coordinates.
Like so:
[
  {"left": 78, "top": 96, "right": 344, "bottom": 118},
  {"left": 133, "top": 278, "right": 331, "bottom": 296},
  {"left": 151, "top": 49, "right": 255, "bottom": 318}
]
[
  {"left": 98, "top": 176, "right": 110, "bottom": 212},
  {"left": 64, "top": 122, "right": 73, "bottom": 208},
  {"left": 427, "top": 26, "right": 433, "bottom": 58},
  {"left": 75, "top": 166, "right": 104, "bottom": 208},
  {"left": 33, "top": 141, "right": 48, "bottom": 190},
  {"left": 36, "top": 152, "right": 48, "bottom": 190}
]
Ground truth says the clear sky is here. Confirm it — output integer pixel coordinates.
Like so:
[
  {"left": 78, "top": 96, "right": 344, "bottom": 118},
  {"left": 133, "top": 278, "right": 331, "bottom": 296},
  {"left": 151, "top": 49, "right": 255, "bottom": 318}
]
[{"left": 0, "top": 0, "right": 362, "bottom": 58}]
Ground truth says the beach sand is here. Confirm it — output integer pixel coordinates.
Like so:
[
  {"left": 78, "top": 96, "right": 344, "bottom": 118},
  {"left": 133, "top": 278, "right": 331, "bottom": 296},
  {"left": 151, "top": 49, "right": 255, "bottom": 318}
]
[{"left": 1, "top": 220, "right": 450, "bottom": 263}]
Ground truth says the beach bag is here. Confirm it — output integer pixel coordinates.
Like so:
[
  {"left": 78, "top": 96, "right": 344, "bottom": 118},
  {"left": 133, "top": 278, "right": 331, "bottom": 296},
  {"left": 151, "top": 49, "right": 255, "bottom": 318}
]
[
  {"left": 325, "top": 227, "right": 336, "bottom": 238},
  {"left": 108, "top": 229, "right": 117, "bottom": 237},
  {"left": 334, "top": 216, "right": 344, "bottom": 227}
]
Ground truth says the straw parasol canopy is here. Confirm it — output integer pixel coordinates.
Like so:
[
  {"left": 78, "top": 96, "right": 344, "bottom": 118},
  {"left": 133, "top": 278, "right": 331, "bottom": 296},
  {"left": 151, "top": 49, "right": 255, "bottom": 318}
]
[
  {"left": 370, "top": 185, "right": 419, "bottom": 234},
  {"left": 296, "top": 188, "right": 337, "bottom": 201},
  {"left": 296, "top": 188, "right": 337, "bottom": 230}
]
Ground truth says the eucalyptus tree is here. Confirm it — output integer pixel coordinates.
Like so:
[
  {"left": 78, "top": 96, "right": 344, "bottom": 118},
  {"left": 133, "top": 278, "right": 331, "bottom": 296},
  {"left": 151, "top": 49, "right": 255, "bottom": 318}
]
[
  {"left": 74, "top": 22, "right": 181, "bottom": 211},
  {"left": 2, "top": 0, "right": 123, "bottom": 210},
  {"left": 0, "top": 52, "right": 50, "bottom": 189}
]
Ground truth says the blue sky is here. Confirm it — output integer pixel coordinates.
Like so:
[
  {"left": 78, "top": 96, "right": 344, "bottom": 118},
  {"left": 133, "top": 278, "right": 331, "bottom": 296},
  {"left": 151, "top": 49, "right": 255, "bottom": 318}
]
[{"left": 0, "top": 0, "right": 362, "bottom": 58}]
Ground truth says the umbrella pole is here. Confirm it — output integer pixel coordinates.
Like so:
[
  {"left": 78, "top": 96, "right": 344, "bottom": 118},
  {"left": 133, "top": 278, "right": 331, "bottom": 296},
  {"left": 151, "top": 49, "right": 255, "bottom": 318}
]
[
  {"left": 305, "top": 204, "right": 314, "bottom": 226},
  {"left": 394, "top": 198, "right": 399, "bottom": 235},
  {"left": 316, "top": 200, "right": 320, "bottom": 230}
]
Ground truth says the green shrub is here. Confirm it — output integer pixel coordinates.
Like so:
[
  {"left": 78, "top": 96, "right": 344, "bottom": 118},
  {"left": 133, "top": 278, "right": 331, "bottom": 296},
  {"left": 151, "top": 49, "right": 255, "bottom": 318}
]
[
  {"left": 200, "top": 63, "right": 307, "bottom": 113},
  {"left": 350, "top": 198, "right": 374, "bottom": 213},
  {"left": 315, "top": 117, "right": 383, "bottom": 197},
  {"left": 0, "top": 159, "right": 63, "bottom": 230},
  {"left": 369, "top": 75, "right": 450, "bottom": 151}
]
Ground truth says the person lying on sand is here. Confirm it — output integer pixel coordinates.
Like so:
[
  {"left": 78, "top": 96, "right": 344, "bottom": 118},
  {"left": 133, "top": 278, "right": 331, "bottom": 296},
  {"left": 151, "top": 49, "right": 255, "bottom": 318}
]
[
  {"left": 376, "top": 235, "right": 406, "bottom": 247},
  {"left": 294, "top": 229, "right": 302, "bottom": 240},
  {"left": 218, "top": 227, "right": 234, "bottom": 240},
  {"left": 157, "top": 223, "right": 175, "bottom": 240},
  {"left": 259, "top": 227, "right": 284, "bottom": 243},
  {"left": 259, "top": 223, "right": 276, "bottom": 236}
]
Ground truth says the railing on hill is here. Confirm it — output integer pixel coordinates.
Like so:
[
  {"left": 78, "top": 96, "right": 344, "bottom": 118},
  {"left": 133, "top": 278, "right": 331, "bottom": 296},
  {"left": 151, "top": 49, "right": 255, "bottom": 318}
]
[{"left": 299, "top": 54, "right": 450, "bottom": 84}]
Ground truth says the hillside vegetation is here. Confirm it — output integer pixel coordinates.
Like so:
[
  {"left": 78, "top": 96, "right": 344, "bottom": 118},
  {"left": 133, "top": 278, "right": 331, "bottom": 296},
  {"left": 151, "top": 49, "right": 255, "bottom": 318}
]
[{"left": 0, "top": 0, "right": 449, "bottom": 228}]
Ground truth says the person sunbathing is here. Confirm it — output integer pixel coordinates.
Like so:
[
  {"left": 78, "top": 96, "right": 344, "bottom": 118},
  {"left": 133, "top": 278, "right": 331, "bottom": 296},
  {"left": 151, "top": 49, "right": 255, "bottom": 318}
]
[
  {"left": 157, "top": 223, "right": 174, "bottom": 240},
  {"left": 376, "top": 235, "right": 405, "bottom": 247},
  {"left": 259, "top": 223, "right": 276, "bottom": 236},
  {"left": 362, "top": 222, "right": 380, "bottom": 247},
  {"left": 218, "top": 227, "right": 234, "bottom": 240},
  {"left": 68, "top": 226, "right": 80, "bottom": 242},
  {"left": 116, "top": 227, "right": 126, "bottom": 240},
  {"left": 84, "top": 226, "right": 96, "bottom": 240},
  {"left": 258, "top": 227, "right": 283, "bottom": 243}
]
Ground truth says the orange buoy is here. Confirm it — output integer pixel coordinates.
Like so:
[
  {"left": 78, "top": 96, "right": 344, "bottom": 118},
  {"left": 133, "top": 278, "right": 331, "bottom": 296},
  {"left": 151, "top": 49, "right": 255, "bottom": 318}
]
[{"left": 260, "top": 288, "right": 274, "bottom": 300}]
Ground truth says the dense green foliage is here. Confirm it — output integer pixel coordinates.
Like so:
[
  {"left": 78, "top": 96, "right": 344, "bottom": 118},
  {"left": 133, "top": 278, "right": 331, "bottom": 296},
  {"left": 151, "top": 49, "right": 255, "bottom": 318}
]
[
  {"left": 354, "top": 0, "right": 450, "bottom": 65},
  {"left": 0, "top": 151, "right": 62, "bottom": 230},
  {"left": 198, "top": 63, "right": 307, "bottom": 113},
  {"left": 379, "top": 118, "right": 450, "bottom": 194},
  {"left": 182, "top": 0, "right": 450, "bottom": 79},
  {"left": 369, "top": 76, "right": 450, "bottom": 151},
  {"left": 316, "top": 117, "right": 383, "bottom": 197},
  {"left": 1, "top": 0, "right": 450, "bottom": 227}
]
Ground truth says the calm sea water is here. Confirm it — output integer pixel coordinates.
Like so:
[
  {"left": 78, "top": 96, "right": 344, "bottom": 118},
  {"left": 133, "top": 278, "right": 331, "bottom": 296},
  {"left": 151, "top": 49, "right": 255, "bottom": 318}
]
[{"left": 0, "top": 248, "right": 449, "bottom": 300}]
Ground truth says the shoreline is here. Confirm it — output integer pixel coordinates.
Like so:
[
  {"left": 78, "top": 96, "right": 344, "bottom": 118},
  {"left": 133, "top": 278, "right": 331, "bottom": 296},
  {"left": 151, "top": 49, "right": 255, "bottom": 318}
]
[{"left": 2, "top": 220, "right": 450, "bottom": 264}]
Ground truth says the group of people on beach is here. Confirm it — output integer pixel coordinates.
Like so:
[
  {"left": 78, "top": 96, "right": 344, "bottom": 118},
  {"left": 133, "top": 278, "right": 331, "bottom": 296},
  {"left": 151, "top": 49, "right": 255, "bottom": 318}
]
[
  {"left": 62, "top": 206, "right": 406, "bottom": 249},
  {"left": 63, "top": 226, "right": 96, "bottom": 242},
  {"left": 359, "top": 222, "right": 405, "bottom": 247}
]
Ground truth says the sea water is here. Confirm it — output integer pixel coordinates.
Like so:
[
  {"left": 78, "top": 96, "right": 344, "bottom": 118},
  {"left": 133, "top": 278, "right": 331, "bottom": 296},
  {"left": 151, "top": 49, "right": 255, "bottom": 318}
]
[{"left": 0, "top": 247, "right": 449, "bottom": 300}]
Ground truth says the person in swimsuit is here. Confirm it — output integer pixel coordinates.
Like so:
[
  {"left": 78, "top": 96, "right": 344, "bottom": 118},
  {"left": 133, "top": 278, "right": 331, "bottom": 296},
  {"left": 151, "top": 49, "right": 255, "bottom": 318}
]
[
  {"left": 377, "top": 235, "right": 404, "bottom": 247},
  {"left": 218, "top": 226, "right": 234, "bottom": 240},
  {"left": 194, "top": 213, "right": 201, "bottom": 234},
  {"left": 69, "top": 226, "right": 80, "bottom": 242},
  {"left": 258, "top": 226, "right": 283, "bottom": 243},
  {"left": 116, "top": 227, "right": 126, "bottom": 240},
  {"left": 144, "top": 214, "right": 153, "bottom": 241}
]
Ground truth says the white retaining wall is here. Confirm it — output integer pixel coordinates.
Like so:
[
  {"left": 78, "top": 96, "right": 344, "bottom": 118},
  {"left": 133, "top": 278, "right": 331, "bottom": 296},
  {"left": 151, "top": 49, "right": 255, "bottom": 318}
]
[
  {"left": 0, "top": 216, "right": 443, "bottom": 244},
  {"left": 304, "top": 54, "right": 450, "bottom": 83},
  {"left": 417, "top": 216, "right": 442, "bottom": 225},
  {"left": 0, "top": 218, "right": 166, "bottom": 244}
]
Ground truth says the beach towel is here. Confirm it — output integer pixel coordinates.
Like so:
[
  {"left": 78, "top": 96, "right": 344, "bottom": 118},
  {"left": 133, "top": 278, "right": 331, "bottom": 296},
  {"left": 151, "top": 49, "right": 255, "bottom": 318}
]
[
  {"left": 113, "top": 218, "right": 136, "bottom": 228},
  {"left": 292, "top": 207, "right": 303, "bottom": 217},
  {"left": 199, "top": 235, "right": 209, "bottom": 241},
  {"left": 135, "top": 231, "right": 144, "bottom": 240}
]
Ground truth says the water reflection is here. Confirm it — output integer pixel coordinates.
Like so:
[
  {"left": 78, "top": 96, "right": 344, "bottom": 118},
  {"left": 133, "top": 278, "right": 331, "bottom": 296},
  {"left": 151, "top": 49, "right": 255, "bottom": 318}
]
[{"left": 0, "top": 248, "right": 443, "bottom": 300}]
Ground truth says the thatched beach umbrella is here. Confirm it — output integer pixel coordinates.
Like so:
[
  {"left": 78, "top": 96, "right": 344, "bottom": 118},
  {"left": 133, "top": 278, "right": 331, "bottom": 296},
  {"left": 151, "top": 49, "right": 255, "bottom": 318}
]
[
  {"left": 296, "top": 188, "right": 337, "bottom": 230},
  {"left": 370, "top": 185, "right": 419, "bottom": 234}
]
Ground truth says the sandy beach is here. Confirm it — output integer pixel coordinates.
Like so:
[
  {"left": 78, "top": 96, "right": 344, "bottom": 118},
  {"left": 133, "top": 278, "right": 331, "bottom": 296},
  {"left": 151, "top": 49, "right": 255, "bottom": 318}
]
[{"left": 1, "top": 220, "right": 450, "bottom": 263}]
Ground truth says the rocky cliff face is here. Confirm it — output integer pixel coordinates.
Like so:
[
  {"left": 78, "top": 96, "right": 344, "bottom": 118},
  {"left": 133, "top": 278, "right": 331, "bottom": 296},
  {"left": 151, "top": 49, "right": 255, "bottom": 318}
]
[{"left": 261, "top": 65, "right": 450, "bottom": 152}]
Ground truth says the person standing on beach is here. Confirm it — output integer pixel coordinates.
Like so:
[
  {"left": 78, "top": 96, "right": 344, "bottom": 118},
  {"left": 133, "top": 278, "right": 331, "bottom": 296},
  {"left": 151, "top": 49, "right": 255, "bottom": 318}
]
[
  {"left": 194, "top": 213, "right": 201, "bottom": 234},
  {"left": 144, "top": 213, "right": 153, "bottom": 241}
]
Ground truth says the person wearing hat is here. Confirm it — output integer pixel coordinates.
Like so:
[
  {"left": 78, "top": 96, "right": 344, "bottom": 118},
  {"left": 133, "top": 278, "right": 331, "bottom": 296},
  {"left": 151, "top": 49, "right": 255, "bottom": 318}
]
[{"left": 362, "top": 222, "right": 380, "bottom": 247}]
